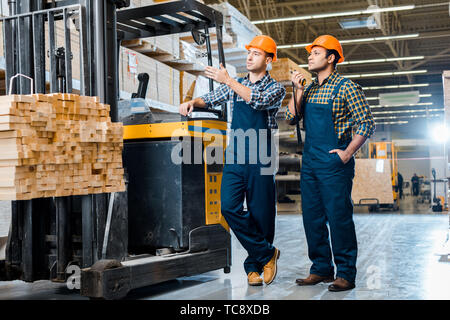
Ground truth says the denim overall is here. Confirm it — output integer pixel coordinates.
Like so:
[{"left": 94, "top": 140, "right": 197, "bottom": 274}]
[
  {"left": 300, "top": 78, "right": 357, "bottom": 283},
  {"left": 220, "top": 78, "right": 277, "bottom": 275}
]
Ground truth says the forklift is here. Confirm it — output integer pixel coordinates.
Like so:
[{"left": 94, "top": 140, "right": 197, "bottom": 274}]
[
  {"left": 367, "top": 141, "right": 400, "bottom": 212},
  {"left": 0, "top": 0, "right": 231, "bottom": 299}
]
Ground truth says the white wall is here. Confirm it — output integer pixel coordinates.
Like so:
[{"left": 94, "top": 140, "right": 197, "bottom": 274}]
[{"left": 429, "top": 143, "right": 448, "bottom": 203}]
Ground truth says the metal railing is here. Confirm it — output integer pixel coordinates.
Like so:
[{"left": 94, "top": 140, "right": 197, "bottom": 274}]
[{"left": 0, "top": 4, "right": 90, "bottom": 95}]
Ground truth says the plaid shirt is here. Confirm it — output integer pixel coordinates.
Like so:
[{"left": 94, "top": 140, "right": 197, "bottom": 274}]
[
  {"left": 201, "top": 72, "right": 286, "bottom": 129},
  {"left": 286, "top": 70, "right": 375, "bottom": 141}
]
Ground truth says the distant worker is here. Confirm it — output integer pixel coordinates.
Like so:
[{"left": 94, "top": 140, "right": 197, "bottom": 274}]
[
  {"left": 397, "top": 172, "right": 404, "bottom": 199},
  {"left": 411, "top": 173, "right": 420, "bottom": 196}
]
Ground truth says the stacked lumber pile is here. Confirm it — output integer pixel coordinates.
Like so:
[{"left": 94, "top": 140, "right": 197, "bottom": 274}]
[{"left": 0, "top": 94, "right": 125, "bottom": 200}]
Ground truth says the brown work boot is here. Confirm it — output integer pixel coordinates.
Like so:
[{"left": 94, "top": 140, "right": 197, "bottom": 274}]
[
  {"left": 328, "top": 277, "right": 355, "bottom": 292},
  {"left": 263, "top": 248, "right": 280, "bottom": 285},
  {"left": 247, "top": 272, "right": 263, "bottom": 286},
  {"left": 295, "top": 274, "right": 335, "bottom": 286}
]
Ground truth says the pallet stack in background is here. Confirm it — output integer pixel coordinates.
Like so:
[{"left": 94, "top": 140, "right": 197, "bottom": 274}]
[{"left": 0, "top": 94, "right": 125, "bottom": 200}]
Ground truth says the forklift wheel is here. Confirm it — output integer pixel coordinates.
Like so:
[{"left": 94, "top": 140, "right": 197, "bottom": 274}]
[{"left": 224, "top": 266, "right": 231, "bottom": 274}]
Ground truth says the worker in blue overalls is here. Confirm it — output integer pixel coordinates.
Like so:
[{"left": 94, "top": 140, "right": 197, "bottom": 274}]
[
  {"left": 179, "top": 35, "right": 286, "bottom": 286},
  {"left": 286, "top": 35, "right": 375, "bottom": 291}
]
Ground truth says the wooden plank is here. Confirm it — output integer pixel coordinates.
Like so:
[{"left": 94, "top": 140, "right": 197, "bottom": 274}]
[
  {"left": 0, "top": 95, "right": 35, "bottom": 104},
  {"left": 269, "top": 58, "right": 312, "bottom": 84}
]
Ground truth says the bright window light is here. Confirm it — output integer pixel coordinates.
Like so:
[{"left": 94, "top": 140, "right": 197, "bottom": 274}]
[
  {"left": 430, "top": 123, "right": 450, "bottom": 143},
  {"left": 339, "top": 17, "right": 378, "bottom": 30}
]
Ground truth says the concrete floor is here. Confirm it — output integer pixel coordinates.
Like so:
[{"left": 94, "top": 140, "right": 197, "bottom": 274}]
[{"left": 0, "top": 196, "right": 449, "bottom": 300}]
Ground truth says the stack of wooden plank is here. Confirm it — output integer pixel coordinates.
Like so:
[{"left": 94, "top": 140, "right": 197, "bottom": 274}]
[{"left": 0, "top": 94, "right": 125, "bottom": 200}]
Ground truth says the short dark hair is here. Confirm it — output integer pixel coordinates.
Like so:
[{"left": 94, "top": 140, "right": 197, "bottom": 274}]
[
  {"left": 326, "top": 49, "right": 340, "bottom": 69},
  {"left": 266, "top": 52, "right": 274, "bottom": 60}
]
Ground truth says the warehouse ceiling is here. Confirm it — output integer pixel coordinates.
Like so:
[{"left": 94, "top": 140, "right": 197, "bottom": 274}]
[{"left": 205, "top": 0, "right": 450, "bottom": 139}]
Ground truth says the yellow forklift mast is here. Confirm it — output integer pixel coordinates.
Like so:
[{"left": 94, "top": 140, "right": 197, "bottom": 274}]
[{"left": 369, "top": 141, "right": 400, "bottom": 204}]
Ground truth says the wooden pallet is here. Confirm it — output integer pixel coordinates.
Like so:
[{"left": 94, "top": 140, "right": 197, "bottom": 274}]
[{"left": 352, "top": 159, "right": 394, "bottom": 205}]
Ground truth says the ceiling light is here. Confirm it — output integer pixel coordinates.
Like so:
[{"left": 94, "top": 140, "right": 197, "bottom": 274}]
[
  {"left": 362, "top": 83, "right": 430, "bottom": 90},
  {"left": 370, "top": 102, "right": 433, "bottom": 108},
  {"left": 279, "top": 33, "right": 419, "bottom": 49},
  {"left": 299, "top": 56, "right": 424, "bottom": 68},
  {"left": 340, "top": 34, "right": 419, "bottom": 44},
  {"left": 366, "top": 93, "right": 432, "bottom": 100},
  {"left": 374, "top": 120, "right": 409, "bottom": 125},
  {"left": 374, "top": 114, "right": 442, "bottom": 120},
  {"left": 344, "top": 69, "right": 426, "bottom": 78},
  {"left": 252, "top": 5, "right": 414, "bottom": 24},
  {"left": 339, "top": 17, "right": 379, "bottom": 30},
  {"left": 371, "top": 108, "right": 443, "bottom": 115}
]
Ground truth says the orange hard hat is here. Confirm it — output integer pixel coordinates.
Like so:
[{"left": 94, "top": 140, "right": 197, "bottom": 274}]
[
  {"left": 305, "top": 35, "right": 345, "bottom": 63},
  {"left": 245, "top": 35, "right": 277, "bottom": 62}
]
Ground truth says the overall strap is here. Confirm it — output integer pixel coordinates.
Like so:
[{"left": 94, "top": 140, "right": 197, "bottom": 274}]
[
  {"left": 329, "top": 78, "right": 348, "bottom": 103},
  {"left": 297, "top": 83, "right": 313, "bottom": 121},
  {"left": 233, "top": 77, "right": 245, "bottom": 102},
  {"left": 302, "top": 83, "right": 313, "bottom": 104}
]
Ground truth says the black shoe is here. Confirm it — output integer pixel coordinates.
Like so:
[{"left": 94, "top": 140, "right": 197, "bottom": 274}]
[{"left": 328, "top": 277, "right": 355, "bottom": 292}]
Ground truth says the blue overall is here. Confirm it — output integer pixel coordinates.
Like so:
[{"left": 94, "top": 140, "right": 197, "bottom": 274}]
[
  {"left": 221, "top": 78, "right": 277, "bottom": 275},
  {"left": 300, "top": 78, "right": 357, "bottom": 283}
]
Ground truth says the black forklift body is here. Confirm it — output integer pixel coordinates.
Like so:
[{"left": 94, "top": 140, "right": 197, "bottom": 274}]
[{"left": 124, "top": 139, "right": 205, "bottom": 252}]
